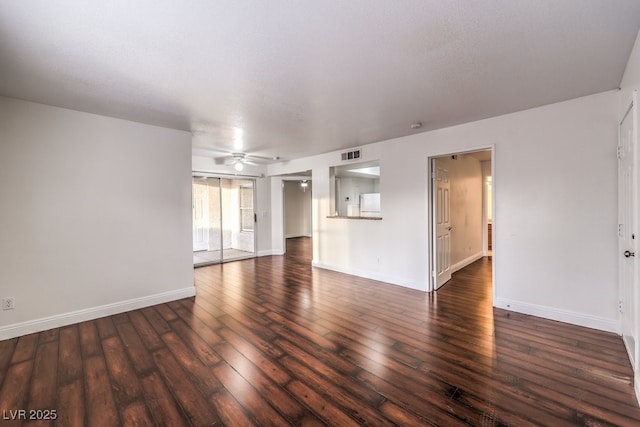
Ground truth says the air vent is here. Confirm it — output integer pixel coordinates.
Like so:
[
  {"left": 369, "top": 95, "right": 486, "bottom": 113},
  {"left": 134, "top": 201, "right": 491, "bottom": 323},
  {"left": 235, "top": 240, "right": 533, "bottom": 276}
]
[{"left": 341, "top": 149, "right": 361, "bottom": 161}]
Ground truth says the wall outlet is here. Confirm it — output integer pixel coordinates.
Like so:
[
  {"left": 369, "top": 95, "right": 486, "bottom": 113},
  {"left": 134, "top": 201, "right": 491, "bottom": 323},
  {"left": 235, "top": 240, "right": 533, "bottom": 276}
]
[{"left": 2, "top": 297, "right": 15, "bottom": 310}]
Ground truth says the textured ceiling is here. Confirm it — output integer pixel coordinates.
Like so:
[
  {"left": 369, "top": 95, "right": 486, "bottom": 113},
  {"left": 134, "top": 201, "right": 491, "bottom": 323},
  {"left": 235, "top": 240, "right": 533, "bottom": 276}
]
[{"left": 1, "top": 1, "right": 639, "bottom": 161}]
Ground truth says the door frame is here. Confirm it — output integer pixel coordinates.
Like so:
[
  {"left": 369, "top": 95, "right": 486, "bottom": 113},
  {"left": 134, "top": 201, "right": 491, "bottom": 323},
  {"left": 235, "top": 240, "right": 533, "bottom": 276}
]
[
  {"left": 427, "top": 145, "right": 496, "bottom": 300},
  {"left": 191, "top": 172, "right": 258, "bottom": 266},
  {"left": 618, "top": 92, "right": 639, "bottom": 390},
  {"left": 220, "top": 177, "right": 258, "bottom": 262},
  {"left": 281, "top": 174, "right": 313, "bottom": 255}
]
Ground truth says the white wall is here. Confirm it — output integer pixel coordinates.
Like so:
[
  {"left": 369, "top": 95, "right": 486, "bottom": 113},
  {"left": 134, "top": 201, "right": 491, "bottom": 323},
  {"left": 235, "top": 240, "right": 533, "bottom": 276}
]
[
  {"left": 268, "top": 89, "right": 619, "bottom": 332},
  {"left": 255, "top": 178, "right": 273, "bottom": 256},
  {"left": 270, "top": 177, "right": 285, "bottom": 255},
  {"left": 284, "top": 181, "right": 312, "bottom": 238},
  {"left": 0, "top": 97, "right": 194, "bottom": 339}
]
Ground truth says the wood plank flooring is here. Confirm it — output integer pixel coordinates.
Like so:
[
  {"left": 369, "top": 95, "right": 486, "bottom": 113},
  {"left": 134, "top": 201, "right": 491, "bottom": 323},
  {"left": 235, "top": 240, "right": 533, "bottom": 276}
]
[{"left": 1, "top": 236, "right": 639, "bottom": 426}]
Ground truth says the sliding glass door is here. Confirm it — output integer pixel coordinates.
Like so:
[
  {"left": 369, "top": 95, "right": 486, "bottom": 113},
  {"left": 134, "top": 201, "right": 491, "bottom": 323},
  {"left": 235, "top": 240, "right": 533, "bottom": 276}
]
[{"left": 192, "top": 176, "right": 256, "bottom": 267}]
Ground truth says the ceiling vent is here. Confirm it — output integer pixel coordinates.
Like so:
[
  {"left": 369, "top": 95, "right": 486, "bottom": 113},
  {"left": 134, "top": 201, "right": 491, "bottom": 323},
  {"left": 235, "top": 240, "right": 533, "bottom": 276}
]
[{"left": 341, "top": 149, "right": 361, "bottom": 161}]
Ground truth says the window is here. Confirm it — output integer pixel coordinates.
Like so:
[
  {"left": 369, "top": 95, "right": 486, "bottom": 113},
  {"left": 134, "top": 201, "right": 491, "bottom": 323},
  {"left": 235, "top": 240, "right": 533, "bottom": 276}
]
[
  {"left": 329, "top": 160, "right": 381, "bottom": 218},
  {"left": 240, "top": 185, "right": 254, "bottom": 232}
]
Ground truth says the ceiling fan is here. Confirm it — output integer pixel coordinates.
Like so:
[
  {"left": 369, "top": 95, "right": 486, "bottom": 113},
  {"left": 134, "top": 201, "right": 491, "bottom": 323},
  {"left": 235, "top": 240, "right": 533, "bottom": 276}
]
[{"left": 214, "top": 152, "right": 280, "bottom": 172}]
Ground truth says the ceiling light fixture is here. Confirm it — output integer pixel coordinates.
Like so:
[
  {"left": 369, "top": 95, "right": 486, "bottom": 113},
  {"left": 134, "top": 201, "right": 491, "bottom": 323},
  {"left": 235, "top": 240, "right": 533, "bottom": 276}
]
[
  {"left": 410, "top": 122, "right": 422, "bottom": 129},
  {"left": 300, "top": 180, "right": 308, "bottom": 191},
  {"left": 234, "top": 162, "right": 244, "bottom": 172}
]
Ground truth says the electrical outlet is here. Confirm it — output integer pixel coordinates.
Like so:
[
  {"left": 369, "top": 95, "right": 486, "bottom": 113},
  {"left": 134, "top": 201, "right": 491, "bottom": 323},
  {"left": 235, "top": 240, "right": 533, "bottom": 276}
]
[{"left": 2, "top": 297, "right": 15, "bottom": 310}]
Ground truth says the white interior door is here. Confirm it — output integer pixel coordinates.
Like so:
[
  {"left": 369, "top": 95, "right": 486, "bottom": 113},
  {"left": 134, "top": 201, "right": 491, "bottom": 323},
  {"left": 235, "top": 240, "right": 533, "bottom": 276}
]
[
  {"left": 434, "top": 160, "right": 452, "bottom": 289},
  {"left": 619, "top": 97, "right": 638, "bottom": 370},
  {"left": 192, "top": 180, "right": 210, "bottom": 251}
]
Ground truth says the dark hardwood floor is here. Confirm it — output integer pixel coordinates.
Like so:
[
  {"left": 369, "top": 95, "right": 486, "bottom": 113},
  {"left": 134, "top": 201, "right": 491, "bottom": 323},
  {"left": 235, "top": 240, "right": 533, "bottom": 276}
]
[{"left": 1, "top": 236, "right": 639, "bottom": 426}]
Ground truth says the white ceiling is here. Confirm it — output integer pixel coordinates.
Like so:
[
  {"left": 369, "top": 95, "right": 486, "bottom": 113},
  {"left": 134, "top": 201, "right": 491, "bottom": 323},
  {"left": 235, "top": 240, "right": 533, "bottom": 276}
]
[{"left": 1, "top": 1, "right": 639, "bottom": 161}]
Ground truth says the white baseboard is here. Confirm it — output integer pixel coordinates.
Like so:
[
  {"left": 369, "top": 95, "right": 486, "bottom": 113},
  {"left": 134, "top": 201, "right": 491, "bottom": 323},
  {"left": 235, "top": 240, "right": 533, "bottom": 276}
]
[
  {"left": 626, "top": 337, "right": 640, "bottom": 406},
  {"left": 451, "top": 252, "right": 484, "bottom": 274},
  {"left": 311, "top": 261, "right": 427, "bottom": 292},
  {"left": 285, "top": 233, "right": 312, "bottom": 239},
  {"left": 258, "top": 249, "right": 285, "bottom": 257},
  {"left": 494, "top": 297, "right": 618, "bottom": 333},
  {"left": 0, "top": 286, "right": 196, "bottom": 341}
]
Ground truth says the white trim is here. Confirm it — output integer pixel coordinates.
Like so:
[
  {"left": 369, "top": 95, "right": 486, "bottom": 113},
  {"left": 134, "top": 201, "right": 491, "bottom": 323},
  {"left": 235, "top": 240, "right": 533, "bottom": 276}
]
[
  {"left": 312, "top": 261, "right": 427, "bottom": 292},
  {"left": 617, "top": 90, "right": 640, "bottom": 405},
  {"left": 0, "top": 287, "right": 195, "bottom": 341},
  {"left": 450, "top": 252, "right": 484, "bottom": 274},
  {"left": 285, "top": 233, "right": 313, "bottom": 239},
  {"left": 258, "top": 249, "right": 285, "bottom": 257},
  {"left": 623, "top": 328, "right": 640, "bottom": 405},
  {"left": 490, "top": 147, "right": 496, "bottom": 307},
  {"left": 494, "top": 298, "right": 618, "bottom": 333},
  {"left": 191, "top": 169, "right": 262, "bottom": 179}
]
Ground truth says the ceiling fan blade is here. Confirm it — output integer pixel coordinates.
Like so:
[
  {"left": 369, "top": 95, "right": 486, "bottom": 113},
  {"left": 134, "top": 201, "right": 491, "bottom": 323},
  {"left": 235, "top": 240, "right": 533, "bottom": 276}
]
[
  {"left": 211, "top": 152, "right": 277, "bottom": 167},
  {"left": 246, "top": 154, "right": 279, "bottom": 161},
  {"left": 213, "top": 156, "right": 228, "bottom": 165}
]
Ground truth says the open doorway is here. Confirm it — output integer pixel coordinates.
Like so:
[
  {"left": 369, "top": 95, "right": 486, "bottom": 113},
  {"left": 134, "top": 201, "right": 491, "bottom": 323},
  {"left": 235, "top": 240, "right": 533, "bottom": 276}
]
[
  {"left": 192, "top": 176, "right": 256, "bottom": 267},
  {"left": 430, "top": 149, "right": 494, "bottom": 295},
  {"left": 282, "top": 175, "right": 312, "bottom": 261}
]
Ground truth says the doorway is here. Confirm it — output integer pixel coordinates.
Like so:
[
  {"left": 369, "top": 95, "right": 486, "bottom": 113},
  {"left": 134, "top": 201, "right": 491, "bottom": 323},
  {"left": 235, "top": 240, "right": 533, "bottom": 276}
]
[
  {"left": 283, "top": 178, "right": 312, "bottom": 260},
  {"left": 192, "top": 176, "right": 256, "bottom": 267},
  {"left": 284, "top": 180, "right": 312, "bottom": 239},
  {"left": 281, "top": 175, "right": 313, "bottom": 258},
  {"left": 430, "top": 149, "right": 494, "bottom": 294}
]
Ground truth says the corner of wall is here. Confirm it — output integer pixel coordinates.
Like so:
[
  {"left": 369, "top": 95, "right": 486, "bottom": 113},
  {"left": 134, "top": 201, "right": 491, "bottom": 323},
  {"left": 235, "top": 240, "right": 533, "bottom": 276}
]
[
  {"left": 494, "top": 298, "right": 618, "bottom": 333},
  {"left": 0, "top": 286, "right": 195, "bottom": 341},
  {"left": 311, "top": 260, "right": 427, "bottom": 292},
  {"left": 451, "top": 252, "right": 484, "bottom": 274}
]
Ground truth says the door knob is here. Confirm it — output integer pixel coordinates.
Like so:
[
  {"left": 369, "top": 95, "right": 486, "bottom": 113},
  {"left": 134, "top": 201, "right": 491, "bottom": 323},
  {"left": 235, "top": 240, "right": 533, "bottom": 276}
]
[{"left": 624, "top": 250, "right": 636, "bottom": 258}]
